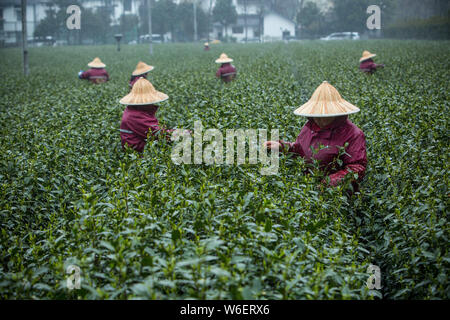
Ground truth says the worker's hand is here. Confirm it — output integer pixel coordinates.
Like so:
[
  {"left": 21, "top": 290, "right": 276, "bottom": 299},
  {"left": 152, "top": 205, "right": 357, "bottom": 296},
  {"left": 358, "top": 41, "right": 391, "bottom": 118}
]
[{"left": 264, "top": 141, "right": 281, "bottom": 151}]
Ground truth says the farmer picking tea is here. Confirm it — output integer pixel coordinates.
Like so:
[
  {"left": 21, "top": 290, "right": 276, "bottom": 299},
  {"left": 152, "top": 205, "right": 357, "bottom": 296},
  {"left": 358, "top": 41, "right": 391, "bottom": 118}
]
[
  {"left": 204, "top": 42, "right": 210, "bottom": 51},
  {"left": 78, "top": 57, "right": 109, "bottom": 84},
  {"left": 359, "top": 50, "right": 385, "bottom": 74},
  {"left": 119, "top": 78, "right": 173, "bottom": 153},
  {"left": 265, "top": 81, "right": 367, "bottom": 190},
  {"left": 129, "top": 61, "right": 154, "bottom": 89},
  {"left": 215, "top": 53, "right": 237, "bottom": 83}
]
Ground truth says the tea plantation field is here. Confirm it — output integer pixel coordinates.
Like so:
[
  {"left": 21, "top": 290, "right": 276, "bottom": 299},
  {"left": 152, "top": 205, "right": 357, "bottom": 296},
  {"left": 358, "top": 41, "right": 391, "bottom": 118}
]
[{"left": 0, "top": 40, "right": 448, "bottom": 299}]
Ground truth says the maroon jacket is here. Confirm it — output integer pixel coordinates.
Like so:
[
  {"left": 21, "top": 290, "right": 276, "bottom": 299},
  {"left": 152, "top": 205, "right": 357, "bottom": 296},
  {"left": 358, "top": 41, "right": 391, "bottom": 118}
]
[
  {"left": 80, "top": 68, "right": 109, "bottom": 84},
  {"left": 119, "top": 104, "right": 172, "bottom": 153},
  {"left": 216, "top": 63, "right": 237, "bottom": 82},
  {"left": 359, "top": 59, "right": 383, "bottom": 73},
  {"left": 129, "top": 74, "right": 147, "bottom": 89},
  {"left": 279, "top": 116, "right": 367, "bottom": 189}
]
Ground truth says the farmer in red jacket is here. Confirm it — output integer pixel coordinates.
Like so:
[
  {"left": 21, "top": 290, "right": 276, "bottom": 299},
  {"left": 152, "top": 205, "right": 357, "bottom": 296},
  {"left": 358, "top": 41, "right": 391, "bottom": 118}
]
[
  {"left": 204, "top": 42, "right": 210, "bottom": 51},
  {"left": 265, "top": 81, "right": 367, "bottom": 191},
  {"left": 119, "top": 78, "right": 173, "bottom": 153},
  {"left": 359, "top": 50, "right": 384, "bottom": 74},
  {"left": 129, "top": 61, "right": 154, "bottom": 89},
  {"left": 215, "top": 53, "right": 237, "bottom": 83},
  {"left": 78, "top": 57, "right": 109, "bottom": 84}
]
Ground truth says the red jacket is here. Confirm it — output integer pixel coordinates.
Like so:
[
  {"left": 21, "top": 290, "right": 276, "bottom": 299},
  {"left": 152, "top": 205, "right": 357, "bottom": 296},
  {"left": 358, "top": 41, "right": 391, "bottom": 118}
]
[
  {"left": 359, "top": 59, "right": 383, "bottom": 73},
  {"left": 216, "top": 63, "right": 237, "bottom": 82},
  {"left": 280, "top": 116, "right": 367, "bottom": 189},
  {"left": 80, "top": 68, "right": 109, "bottom": 84},
  {"left": 129, "top": 74, "right": 147, "bottom": 89},
  {"left": 119, "top": 104, "right": 172, "bottom": 153}
]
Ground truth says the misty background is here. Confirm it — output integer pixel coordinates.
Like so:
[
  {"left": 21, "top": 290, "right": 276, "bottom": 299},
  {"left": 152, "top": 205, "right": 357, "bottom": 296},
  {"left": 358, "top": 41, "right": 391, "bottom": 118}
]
[{"left": 0, "top": 0, "right": 448, "bottom": 47}]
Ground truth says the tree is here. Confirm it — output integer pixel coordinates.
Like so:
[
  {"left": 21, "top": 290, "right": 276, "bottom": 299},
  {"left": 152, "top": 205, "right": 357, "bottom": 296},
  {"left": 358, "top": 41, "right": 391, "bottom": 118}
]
[
  {"left": 213, "top": 0, "right": 237, "bottom": 40},
  {"left": 330, "top": 0, "right": 396, "bottom": 33},
  {"left": 152, "top": 0, "right": 177, "bottom": 39},
  {"left": 34, "top": 6, "right": 58, "bottom": 38},
  {"left": 175, "top": 2, "right": 208, "bottom": 42},
  {"left": 297, "top": 1, "right": 323, "bottom": 37},
  {"left": 119, "top": 14, "right": 139, "bottom": 43}
]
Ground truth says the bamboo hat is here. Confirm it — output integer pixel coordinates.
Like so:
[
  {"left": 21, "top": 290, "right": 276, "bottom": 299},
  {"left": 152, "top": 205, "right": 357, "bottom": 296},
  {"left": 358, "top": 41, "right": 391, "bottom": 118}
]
[
  {"left": 204, "top": 42, "right": 209, "bottom": 46},
  {"left": 132, "top": 61, "right": 154, "bottom": 76},
  {"left": 87, "top": 57, "right": 106, "bottom": 68},
  {"left": 360, "top": 50, "right": 377, "bottom": 62},
  {"left": 294, "top": 81, "right": 360, "bottom": 117},
  {"left": 215, "top": 53, "right": 233, "bottom": 64},
  {"left": 119, "top": 78, "right": 168, "bottom": 105}
]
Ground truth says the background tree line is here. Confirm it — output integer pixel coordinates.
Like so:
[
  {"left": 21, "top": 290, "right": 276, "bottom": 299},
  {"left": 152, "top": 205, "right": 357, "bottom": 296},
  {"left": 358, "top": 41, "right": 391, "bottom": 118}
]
[{"left": 35, "top": 0, "right": 449, "bottom": 44}]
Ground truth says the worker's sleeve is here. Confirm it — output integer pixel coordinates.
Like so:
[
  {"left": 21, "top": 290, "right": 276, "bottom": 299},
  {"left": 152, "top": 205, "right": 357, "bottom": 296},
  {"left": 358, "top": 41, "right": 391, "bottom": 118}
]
[
  {"left": 278, "top": 139, "right": 305, "bottom": 157},
  {"left": 327, "top": 131, "right": 367, "bottom": 187}
]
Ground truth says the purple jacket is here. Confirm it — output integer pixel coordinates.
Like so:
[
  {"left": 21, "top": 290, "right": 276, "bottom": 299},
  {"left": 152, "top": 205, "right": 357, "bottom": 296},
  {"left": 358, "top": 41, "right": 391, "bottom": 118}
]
[
  {"left": 280, "top": 116, "right": 367, "bottom": 188},
  {"left": 119, "top": 104, "right": 172, "bottom": 153},
  {"left": 216, "top": 63, "right": 237, "bottom": 82},
  {"left": 359, "top": 59, "right": 383, "bottom": 73},
  {"left": 80, "top": 68, "right": 109, "bottom": 84}
]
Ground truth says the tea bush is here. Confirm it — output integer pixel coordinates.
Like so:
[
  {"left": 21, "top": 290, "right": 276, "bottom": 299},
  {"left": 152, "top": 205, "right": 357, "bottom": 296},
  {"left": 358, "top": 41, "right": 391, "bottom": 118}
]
[{"left": 0, "top": 40, "right": 448, "bottom": 299}]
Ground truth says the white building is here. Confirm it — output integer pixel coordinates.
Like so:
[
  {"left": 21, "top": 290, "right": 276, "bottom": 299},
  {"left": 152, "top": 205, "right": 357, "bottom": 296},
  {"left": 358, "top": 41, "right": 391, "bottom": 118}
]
[
  {"left": 0, "top": 0, "right": 297, "bottom": 46},
  {"left": 180, "top": 0, "right": 296, "bottom": 42},
  {"left": 0, "top": 0, "right": 48, "bottom": 46}
]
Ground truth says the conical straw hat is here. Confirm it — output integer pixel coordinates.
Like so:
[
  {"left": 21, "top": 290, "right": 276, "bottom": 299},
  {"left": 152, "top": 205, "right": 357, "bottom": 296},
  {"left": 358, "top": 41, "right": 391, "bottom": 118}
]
[
  {"left": 88, "top": 57, "right": 106, "bottom": 68},
  {"left": 132, "top": 61, "right": 154, "bottom": 76},
  {"left": 120, "top": 78, "right": 168, "bottom": 105},
  {"left": 215, "top": 53, "right": 233, "bottom": 64},
  {"left": 360, "top": 50, "right": 376, "bottom": 62},
  {"left": 204, "top": 42, "right": 209, "bottom": 46},
  {"left": 294, "top": 81, "right": 360, "bottom": 117}
]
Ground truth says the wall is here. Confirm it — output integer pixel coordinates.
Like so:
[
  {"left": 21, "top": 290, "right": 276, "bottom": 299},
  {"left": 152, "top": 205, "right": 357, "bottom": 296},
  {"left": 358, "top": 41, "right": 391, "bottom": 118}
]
[{"left": 263, "top": 12, "right": 295, "bottom": 40}]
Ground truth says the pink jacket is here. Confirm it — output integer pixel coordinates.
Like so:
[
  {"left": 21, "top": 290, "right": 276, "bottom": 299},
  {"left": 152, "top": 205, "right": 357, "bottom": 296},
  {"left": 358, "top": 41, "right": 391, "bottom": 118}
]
[
  {"left": 80, "top": 68, "right": 109, "bottom": 84},
  {"left": 119, "top": 105, "right": 172, "bottom": 153},
  {"left": 359, "top": 59, "right": 383, "bottom": 73},
  {"left": 279, "top": 116, "right": 367, "bottom": 189},
  {"left": 216, "top": 63, "right": 237, "bottom": 82}
]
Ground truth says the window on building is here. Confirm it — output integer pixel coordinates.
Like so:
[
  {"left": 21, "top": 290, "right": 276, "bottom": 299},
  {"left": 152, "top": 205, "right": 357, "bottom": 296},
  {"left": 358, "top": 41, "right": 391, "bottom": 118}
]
[
  {"left": 124, "top": 0, "right": 132, "bottom": 12},
  {"left": 232, "top": 26, "right": 243, "bottom": 34},
  {"left": 15, "top": 6, "right": 22, "bottom": 21}
]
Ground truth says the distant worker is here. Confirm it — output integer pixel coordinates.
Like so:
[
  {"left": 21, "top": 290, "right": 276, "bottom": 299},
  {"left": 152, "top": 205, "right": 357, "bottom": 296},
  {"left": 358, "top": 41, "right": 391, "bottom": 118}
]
[
  {"left": 78, "top": 57, "right": 109, "bottom": 84},
  {"left": 359, "top": 50, "right": 385, "bottom": 74},
  {"left": 215, "top": 53, "right": 237, "bottom": 83},
  {"left": 265, "top": 81, "right": 367, "bottom": 192},
  {"left": 129, "top": 61, "right": 154, "bottom": 89},
  {"left": 204, "top": 42, "right": 210, "bottom": 51},
  {"left": 119, "top": 78, "right": 173, "bottom": 153}
]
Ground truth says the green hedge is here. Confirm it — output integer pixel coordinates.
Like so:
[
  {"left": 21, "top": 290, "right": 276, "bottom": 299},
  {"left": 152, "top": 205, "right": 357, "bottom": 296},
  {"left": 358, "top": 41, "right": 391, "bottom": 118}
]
[{"left": 0, "top": 41, "right": 448, "bottom": 299}]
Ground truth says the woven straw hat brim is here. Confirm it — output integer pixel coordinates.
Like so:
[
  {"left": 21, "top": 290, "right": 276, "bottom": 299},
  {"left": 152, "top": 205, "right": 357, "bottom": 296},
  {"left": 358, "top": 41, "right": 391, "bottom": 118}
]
[
  {"left": 294, "top": 82, "right": 360, "bottom": 117},
  {"left": 294, "top": 99, "right": 360, "bottom": 117},
  {"left": 360, "top": 53, "right": 376, "bottom": 62},
  {"left": 132, "top": 65, "right": 154, "bottom": 76},
  {"left": 88, "top": 62, "right": 106, "bottom": 68},
  {"left": 293, "top": 107, "right": 360, "bottom": 117},
  {"left": 120, "top": 92, "right": 168, "bottom": 105},
  {"left": 215, "top": 58, "right": 233, "bottom": 63}
]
